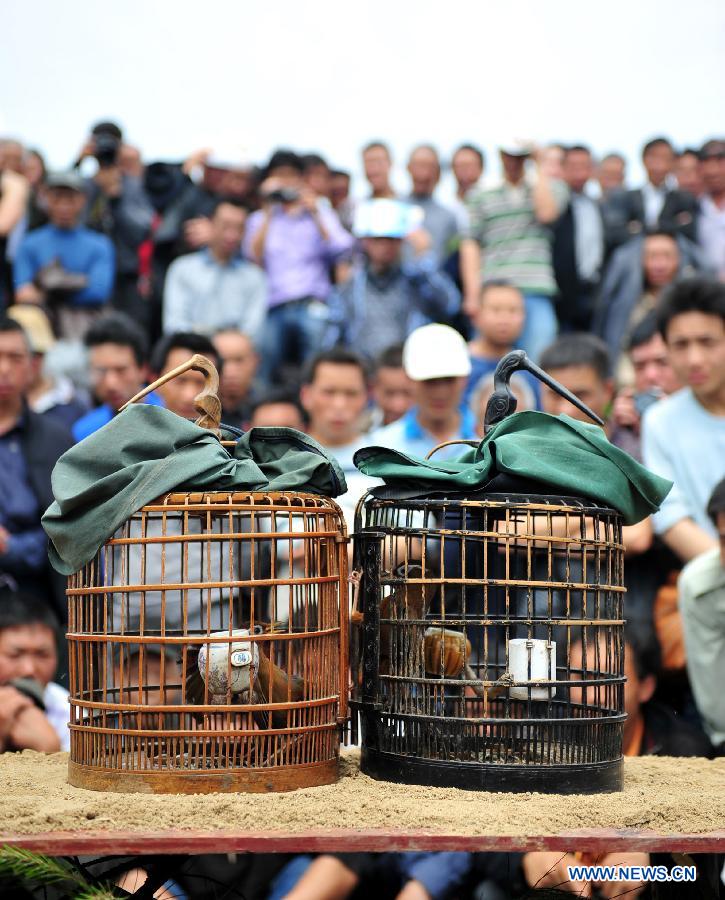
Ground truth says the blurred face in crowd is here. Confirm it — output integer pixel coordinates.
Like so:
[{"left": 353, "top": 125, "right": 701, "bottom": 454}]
[
  {"left": 329, "top": 172, "right": 351, "bottom": 209},
  {"left": 598, "top": 155, "right": 626, "bottom": 194},
  {"left": 541, "top": 364, "right": 613, "bottom": 422},
  {"left": 664, "top": 312, "right": 725, "bottom": 403},
  {"left": 0, "top": 330, "right": 33, "bottom": 409},
  {"left": 209, "top": 202, "right": 246, "bottom": 261},
  {"left": 0, "top": 624, "right": 57, "bottom": 687},
  {"left": 156, "top": 347, "right": 219, "bottom": 420},
  {"left": 0, "top": 140, "right": 24, "bottom": 174},
  {"left": 701, "top": 149, "right": 725, "bottom": 197},
  {"left": 250, "top": 401, "right": 305, "bottom": 430},
  {"left": 222, "top": 169, "right": 253, "bottom": 199},
  {"left": 372, "top": 365, "right": 415, "bottom": 427},
  {"left": 46, "top": 187, "right": 85, "bottom": 230},
  {"left": 212, "top": 331, "right": 258, "bottom": 406},
  {"left": 89, "top": 343, "right": 146, "bottom": 412},
  {"left": 300, "top": 361, "right": 368, "bottom": 447},
  {"left": 408, "top": 147, "right": 440, "bottom": 196},
  {"left": 630, "top": 333, "right": 680, "bottom": 396},
  {"left": 363, "top": 145, "right": 392, "bottom": 194},
  {"left": 642, "top": 234, "right": 679, "bottom": 289},
  {"left": 23, "top": 151, "right": 45, "bottom": 188},
  {"left": 118, "top": 144, "right": 143, "bottom": 179},
  {"left": 473, "top": 285, "right": 526, "bottom": 351},
  {"left": 562, "top": 149, "right": 593, "bottom": 193},
  {"left": 415, "top": 376, "right": 467, "bottom": 427},
  {"left": 539, "top": 144, "right": 564, "bottom": 179},
  {"left": 642, "top": 142, "right": 674, "bottom": 187},
  {"left": 500, "top": 151, "right": 526, "bottom": 185},
  {"left": 304, "top": 163, "right": 331, "bottom": 199},
  {"left": 266, "top": 164, "right": 303, "bottom": 192},
  {"left": 675, "top": 152, "right": 703, "bottom": 197},
  {"left": 363, "top": 236, "right": 402, "bottom": 273},
  {"left": 452, "top": 148, "right": 483, "bottom": 194}
]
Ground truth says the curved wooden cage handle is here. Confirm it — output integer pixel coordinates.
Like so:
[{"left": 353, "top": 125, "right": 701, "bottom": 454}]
[
  {"left": 119, "top": 353, "right": 222, "bottom": 436},
  {"left": 425, "top": 439, "right": 480, "bottom": 460}
]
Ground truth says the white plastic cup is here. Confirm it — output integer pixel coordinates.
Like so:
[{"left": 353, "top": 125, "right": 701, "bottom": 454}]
[{"left": 508, "top": 638, "right": 556, "bottom": 701}]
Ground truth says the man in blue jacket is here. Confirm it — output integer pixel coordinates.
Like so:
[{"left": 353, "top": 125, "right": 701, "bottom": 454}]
[
  {"left": 13, "top": 171, "right": 115, "bottom": 341},
  {"left": 325, "top": 198, "right": 460, "bottom": 362}
]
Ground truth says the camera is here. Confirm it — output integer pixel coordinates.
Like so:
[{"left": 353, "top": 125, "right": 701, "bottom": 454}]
[
  {"left": 264, "top": 186, "right": 300, "bottom": 204},
  {"left": 93, "top": 133, "right": 120, "bottom": 168}
]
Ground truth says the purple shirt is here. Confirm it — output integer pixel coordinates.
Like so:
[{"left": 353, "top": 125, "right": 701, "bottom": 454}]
[{"left": 243, "top": 204, "right": 353, "bottom": 307}]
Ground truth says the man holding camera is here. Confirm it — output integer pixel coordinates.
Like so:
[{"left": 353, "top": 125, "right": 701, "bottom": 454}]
[
  {"left": 243, "top": 149, "right": 354, "bottom": 384},
  {"left": 13, "top": 171, "right": 115, "bottom": 341},
  {"left": 78, "top": 121, "right": 155, "bottom": 328}
]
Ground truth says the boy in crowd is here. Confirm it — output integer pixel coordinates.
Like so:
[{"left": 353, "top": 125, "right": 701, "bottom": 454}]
[
  {"left": 609, "top": 311, "right": 681, "bottom": 460},
  {"left": 369, "top": 324, "right": 476, "bottom": 460},
  {"left": 149, "top": 332, "right": 220, "bottom": 421},
  {"left": 465, "top": 279, "right": 540, "bottom": 407},
  {"left": 368, "top": 344, "right": 415, "bottom": 431},
  {"left": 299, "top": 349, "right": 372, "bottom": 528},
  {"left": 73, "top": 312, "right": 161, "bottom": 441},
  {"left": 212, "top": 329, "right": 261, "bottom": 430},
  {"left": 0, "top": 589, "right": 68, "bottom": 752},
  {"left": 642, "top": 278, "right": 725, "bottom": 563},
  {"left": 538, "top": 333, "right": 614, "bottom": 425}
]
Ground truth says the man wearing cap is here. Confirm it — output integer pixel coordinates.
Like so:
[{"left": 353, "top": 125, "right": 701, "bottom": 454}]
[
  {"left": 697, "top": 138, "right": 725, "bottom": 280},
  {"left": 325, "top": 199, "right": 460, "bottom": 361},
  {"left": 13, "top": 172, "right": 115, "bottom": 341},
  {"left": 368, "top": 324, "right": 477, "bottom": 460},
  {"left": 460, "top": 140, "right": 568, "bottom": 362},
  {"left": 6, "top": 305, "right": 89, "bottom": 430}
]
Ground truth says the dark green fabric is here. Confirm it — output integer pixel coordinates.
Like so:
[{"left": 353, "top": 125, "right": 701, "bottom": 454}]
[
  {"left": 42, "top": 404, "right": 346, "bottom": 575},
  {"left": 354, "top": 411, "right": 671, "bottom": 525}
]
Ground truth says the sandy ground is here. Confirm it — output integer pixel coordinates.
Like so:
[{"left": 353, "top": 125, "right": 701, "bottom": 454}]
[{"left": 0, "top": 750, "right": 723, "bottom": 836}]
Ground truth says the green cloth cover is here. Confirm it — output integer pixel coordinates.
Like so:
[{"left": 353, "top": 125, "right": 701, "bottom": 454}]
[
  {"left": 354, "top": 411, "right": 671, "bottom": 525},
  {"left": 42, "top": 404, "right": 346, "bottom": 575}
]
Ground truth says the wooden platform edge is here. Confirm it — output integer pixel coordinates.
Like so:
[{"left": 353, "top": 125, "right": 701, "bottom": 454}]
[{"left": 1, "top": 829, "right": 724, "bottom": 855}]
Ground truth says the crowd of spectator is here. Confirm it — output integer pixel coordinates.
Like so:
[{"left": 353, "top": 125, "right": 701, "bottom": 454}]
[{"left": 0, "top": 122, "right": 724, "bottom": 898}]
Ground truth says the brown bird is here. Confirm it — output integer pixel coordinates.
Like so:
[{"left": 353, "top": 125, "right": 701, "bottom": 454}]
[
  {"left": 182, "top": 633, "right": 305, "bottom": 731},
  {"left": 379, "top": 563, "right": 439, "bottom": 676}
]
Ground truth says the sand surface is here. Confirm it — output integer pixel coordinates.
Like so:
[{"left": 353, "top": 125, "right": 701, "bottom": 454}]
[{"left": 0, "top": 750, "right": 723, "bottom": 836}]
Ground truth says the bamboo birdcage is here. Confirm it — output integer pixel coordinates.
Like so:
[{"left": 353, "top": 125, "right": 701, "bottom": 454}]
[
  {"left": 66, "top": 356, "right": 349, "bottom": 793},
  {"left": 351, "top": 352, "right": 627, "bottom": 794}
]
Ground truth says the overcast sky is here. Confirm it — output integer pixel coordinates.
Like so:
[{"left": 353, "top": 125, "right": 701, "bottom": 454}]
[{"left": 3, "top": 0, "right": 724, "bottom": 192}]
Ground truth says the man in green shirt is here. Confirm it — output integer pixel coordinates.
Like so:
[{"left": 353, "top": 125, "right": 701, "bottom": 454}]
[
  {"left": 679, "top": 477, "right": 725, "bottom": 750},
  {"left": 460, "top": 139, "right": 568, "bottom": 362}
]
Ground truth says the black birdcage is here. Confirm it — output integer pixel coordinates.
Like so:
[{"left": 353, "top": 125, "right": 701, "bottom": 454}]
[{"left": 351, "top": 352, "right": 626, "bottom": 794}]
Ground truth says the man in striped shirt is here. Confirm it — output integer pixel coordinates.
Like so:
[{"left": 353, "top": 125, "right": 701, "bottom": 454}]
[{"left": 460, "top": 139, "right": 568, "bottom": 361}]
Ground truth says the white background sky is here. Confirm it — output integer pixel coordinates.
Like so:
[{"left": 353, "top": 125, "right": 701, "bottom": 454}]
[{"left": 2, "top": 0, "right": 724, "bottom": 194}]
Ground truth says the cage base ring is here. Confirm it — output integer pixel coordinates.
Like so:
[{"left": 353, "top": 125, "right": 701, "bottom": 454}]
[
  {"left": 361, "top": 747, "right": 623, "bottom": 795},
  {"left": 68, "top": 757, "right": 339, "bottom": 794}
]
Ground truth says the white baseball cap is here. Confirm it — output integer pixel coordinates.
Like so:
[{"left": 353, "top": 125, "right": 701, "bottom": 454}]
[
  {"left": 354, "top": 198, "right": 424, "bottom": 239},
  {"left": 498, "top": 138, "right": 535, "bottom": 157},
  {"left": 403, "top": 324, "right": 472, "bottom": 381}
]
